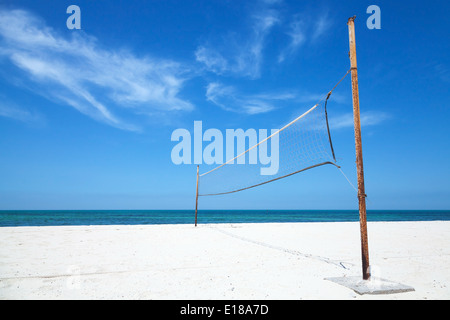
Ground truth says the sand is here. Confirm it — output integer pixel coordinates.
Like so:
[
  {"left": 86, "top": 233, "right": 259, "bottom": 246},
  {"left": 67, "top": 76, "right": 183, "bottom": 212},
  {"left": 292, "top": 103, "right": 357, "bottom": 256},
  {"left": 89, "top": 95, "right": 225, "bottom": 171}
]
[{"left": 0, "top": 221, "right": 449, "bottom": 300}]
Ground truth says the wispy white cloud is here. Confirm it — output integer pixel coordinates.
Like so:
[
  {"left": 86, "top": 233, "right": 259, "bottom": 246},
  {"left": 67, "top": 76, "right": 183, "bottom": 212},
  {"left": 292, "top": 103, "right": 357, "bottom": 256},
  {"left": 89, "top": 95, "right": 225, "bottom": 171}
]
[
  {"left": 329, "top": 111, "right": 391, "bottom": 130},
  {"left": 206, "top": 82, "right": 296, "bottom": 115},
  {"left": 278, "top": 11, "right": 332, "bottom": 63},
  {"left": 206, "top": 78, "right": 350, "bottom": 116},
  {"left": 278, "top": 17, "right": 305, "bottom": 63},
  {"left": 0, "top": 9, "right": 193, "bottom": 131},
  {"left": 434, "top": 63, "right": 450, "bottom": 83},
  {"left": 0, "top": 101, "right": 44, "bottom": 124},
  {"left": 311, "top": 12, "right": 331, "bottom": 42},
  {"left": 195, "top": 5, "right": 279, "bottom": 79},
  {"left": 195, "top": 46, "right": 229, "bottom": 75}
]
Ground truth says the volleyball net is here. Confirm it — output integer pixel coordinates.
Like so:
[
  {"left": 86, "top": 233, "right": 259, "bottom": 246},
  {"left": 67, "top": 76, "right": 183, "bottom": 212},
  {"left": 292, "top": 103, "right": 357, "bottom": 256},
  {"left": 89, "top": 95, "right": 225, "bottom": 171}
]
[{"left": 196, "top": 70, "right": 351, "bottom": 199}]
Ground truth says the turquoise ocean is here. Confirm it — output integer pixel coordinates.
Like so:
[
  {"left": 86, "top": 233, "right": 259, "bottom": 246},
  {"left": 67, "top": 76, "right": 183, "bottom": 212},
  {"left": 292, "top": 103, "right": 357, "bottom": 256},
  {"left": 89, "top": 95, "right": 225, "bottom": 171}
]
[{"left": 0, "top": 210, "right": 449, "bottom": 227}]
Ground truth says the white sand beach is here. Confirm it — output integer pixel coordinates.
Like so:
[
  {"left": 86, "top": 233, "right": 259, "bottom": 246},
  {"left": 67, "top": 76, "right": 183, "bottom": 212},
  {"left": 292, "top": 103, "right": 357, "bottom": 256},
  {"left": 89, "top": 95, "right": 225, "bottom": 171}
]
[{"left": 0, "top": 221, "right": 449, "bottom": 300}]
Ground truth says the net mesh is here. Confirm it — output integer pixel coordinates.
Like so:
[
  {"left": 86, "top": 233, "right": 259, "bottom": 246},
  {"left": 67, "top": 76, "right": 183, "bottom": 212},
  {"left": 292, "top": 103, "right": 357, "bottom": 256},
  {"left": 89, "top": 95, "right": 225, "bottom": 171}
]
[{"left": 198, "top": 101, "right": 339, "bottom": 196}]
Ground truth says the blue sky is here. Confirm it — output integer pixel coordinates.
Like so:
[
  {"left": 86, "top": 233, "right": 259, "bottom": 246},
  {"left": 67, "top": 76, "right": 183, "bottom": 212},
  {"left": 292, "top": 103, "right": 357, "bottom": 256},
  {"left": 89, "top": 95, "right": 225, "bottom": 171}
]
[{"left": 0, "top": 0, "right": 449, "bottom": 210}]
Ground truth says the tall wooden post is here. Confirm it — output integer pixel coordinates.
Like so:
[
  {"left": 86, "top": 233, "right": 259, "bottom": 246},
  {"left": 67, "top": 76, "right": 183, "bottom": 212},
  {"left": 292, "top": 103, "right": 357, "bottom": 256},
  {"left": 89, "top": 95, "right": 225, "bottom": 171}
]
[
  {"left": 348, "top": 16, "right": 371, "bottom": 280},
  {"left": 195, "top": 165, "right": 199, "bottom": 227}
]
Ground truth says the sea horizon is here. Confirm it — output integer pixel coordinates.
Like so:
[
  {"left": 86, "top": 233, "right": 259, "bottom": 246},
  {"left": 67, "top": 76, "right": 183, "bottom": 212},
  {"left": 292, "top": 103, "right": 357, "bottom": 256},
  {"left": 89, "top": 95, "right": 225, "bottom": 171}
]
[{"left": 1, "top": 209, "right": 449, "bottom": 227}]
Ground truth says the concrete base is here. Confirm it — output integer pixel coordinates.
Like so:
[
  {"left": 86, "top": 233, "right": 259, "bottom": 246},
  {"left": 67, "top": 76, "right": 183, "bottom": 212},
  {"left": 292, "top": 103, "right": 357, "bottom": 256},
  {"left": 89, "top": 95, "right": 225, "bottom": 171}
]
[{"left": 325, "top": 276, "right": 415, "bottom": 295}]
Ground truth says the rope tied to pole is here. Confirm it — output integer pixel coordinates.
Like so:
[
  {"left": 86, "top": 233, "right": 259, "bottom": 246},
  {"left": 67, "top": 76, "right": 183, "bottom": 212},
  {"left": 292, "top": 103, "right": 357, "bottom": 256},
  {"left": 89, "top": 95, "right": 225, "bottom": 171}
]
[{"left": 324, "top": 90, "right": 337, "bottom": 162}]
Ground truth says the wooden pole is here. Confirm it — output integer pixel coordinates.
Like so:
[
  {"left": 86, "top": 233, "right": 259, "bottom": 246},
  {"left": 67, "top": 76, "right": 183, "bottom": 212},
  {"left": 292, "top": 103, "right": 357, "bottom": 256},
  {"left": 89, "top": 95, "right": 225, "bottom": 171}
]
[
  {"left": 195, "top": 165, "right": 199, "bottom": 227},
  {"left": 347, "top": 16, "right": 371, "bottom": 280}
]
